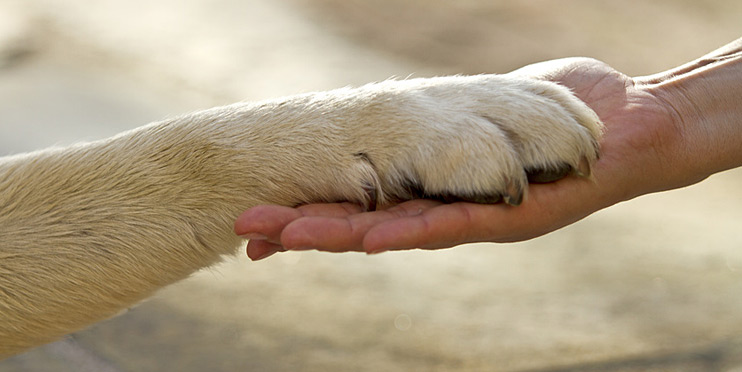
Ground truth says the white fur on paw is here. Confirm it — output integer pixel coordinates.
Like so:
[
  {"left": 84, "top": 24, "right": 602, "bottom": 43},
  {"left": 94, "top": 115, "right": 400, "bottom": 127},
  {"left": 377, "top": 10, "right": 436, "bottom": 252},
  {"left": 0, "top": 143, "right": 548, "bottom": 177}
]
[{"left": 357, "top": 74, "right": 603, "bottom": 206}]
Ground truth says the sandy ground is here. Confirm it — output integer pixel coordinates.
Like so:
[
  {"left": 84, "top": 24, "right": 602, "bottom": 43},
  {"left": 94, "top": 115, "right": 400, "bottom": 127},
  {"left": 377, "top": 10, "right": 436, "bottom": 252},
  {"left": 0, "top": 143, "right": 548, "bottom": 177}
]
[{"left": 0, "top": 0, "right": 741, "bottom": 371}]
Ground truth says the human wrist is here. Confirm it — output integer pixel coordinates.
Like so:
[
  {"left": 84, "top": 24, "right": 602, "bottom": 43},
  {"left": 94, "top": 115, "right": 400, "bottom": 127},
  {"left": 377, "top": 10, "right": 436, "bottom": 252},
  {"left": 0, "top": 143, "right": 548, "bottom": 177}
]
[{"left": 651, "top": 54, "right": 742, "bottom": 179}]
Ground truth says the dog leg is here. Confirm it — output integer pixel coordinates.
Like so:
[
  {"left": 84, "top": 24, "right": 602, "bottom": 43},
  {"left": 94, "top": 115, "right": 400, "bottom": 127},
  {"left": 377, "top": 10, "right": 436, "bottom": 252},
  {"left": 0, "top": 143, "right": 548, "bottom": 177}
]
[{"left": 0, "top": 74, "right": 601, "bottom": 356}]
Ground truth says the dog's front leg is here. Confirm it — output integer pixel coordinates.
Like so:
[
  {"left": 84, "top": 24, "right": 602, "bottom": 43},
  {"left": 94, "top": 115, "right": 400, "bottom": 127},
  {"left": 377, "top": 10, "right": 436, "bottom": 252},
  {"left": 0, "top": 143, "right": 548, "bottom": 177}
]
[
  {"left": 0, "top": 102, "right": 316, "bottom": 356},
  {"left": 0, "top": 85, "right": 410, "bottom": 355},
  {"left": 0, "top": 74, "right": 601, "bottom": 356}
]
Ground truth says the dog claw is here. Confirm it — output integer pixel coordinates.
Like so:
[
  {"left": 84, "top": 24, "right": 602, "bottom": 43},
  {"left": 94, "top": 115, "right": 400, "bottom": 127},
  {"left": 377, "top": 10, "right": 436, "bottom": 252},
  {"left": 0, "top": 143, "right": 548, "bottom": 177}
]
[
  {"left": 362, "top": 182, "right": 378, "bottom": 211},
  {"left": 575, "top": 156, "right": 591, "bottom": 178},
  {"left": 503, "top": 180, "right": 524, "bottom": 206}
]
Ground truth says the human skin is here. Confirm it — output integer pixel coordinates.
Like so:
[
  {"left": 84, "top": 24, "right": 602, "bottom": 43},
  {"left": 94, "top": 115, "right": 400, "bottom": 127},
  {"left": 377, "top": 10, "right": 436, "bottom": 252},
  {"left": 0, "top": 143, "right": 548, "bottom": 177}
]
[{"left": 234, "top": 38, "right": 742, "bottom": 260}]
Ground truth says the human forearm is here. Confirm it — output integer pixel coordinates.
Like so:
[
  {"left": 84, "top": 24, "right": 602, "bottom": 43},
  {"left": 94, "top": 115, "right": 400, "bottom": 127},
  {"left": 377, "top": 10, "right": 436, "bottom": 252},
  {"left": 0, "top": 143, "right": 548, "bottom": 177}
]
[{"left": 643, "top": 38, "right": 742, "bottom": 185}]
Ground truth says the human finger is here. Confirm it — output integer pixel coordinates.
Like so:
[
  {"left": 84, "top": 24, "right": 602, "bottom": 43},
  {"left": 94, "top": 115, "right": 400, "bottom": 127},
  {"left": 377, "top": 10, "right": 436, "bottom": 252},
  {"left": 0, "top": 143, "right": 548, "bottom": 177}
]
[
  {"left": 280, "top": 200, "right": 442, "bottom": 252},
  {"left": 363, "top": 177, "right": 601, "bottom": 253},
  {"left": 234, "top": 205, "right": 303, "bottom": 243},
  {"left": 246, "top": 239, "right": 285, "bottom": 261}
]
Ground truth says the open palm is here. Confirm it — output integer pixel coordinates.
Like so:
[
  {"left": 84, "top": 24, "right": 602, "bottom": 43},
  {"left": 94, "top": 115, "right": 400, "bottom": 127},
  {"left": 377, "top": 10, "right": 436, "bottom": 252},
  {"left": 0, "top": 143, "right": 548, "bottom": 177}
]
[{"left": 235, "top": 58, "right": 682, "bottom": 260}]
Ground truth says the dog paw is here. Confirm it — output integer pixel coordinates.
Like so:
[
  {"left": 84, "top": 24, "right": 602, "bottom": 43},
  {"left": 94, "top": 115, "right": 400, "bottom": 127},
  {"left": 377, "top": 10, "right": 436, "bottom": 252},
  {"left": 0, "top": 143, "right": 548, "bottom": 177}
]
[{"left": 356, "top": 75, "right": 603, "bottom": 207}]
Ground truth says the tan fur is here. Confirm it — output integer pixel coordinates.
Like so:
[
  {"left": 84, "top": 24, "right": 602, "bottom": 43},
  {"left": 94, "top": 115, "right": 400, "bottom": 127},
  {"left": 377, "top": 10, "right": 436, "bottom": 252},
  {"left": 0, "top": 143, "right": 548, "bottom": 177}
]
[{"left": 0, "top": 74, "right": 602, "bottom": 357}]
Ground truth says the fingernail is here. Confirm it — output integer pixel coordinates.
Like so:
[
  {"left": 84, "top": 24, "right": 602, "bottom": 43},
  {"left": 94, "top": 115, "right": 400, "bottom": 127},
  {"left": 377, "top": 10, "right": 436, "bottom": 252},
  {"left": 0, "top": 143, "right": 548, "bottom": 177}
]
[
  {"left": 240, "top": 233, "right": 268, "bottom": 240},
  {"left": 366, "top": 248, "right": 389, "bottom": 255},
  {"left": 254, "top": 250, "right": 276, "bottom": 261}
]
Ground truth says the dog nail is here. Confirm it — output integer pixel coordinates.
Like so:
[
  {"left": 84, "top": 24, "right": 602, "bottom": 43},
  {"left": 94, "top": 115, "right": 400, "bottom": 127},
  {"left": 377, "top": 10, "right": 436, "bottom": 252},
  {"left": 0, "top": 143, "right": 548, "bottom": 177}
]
[
  {"left": 362, "top": 181, "right": 378, "bottom": 212},
  {"left": 502, "top": 180, "right": 523, "bottom": 206},
  {"left": 575, "top": 156, "right": 591, "bottom": 177}
]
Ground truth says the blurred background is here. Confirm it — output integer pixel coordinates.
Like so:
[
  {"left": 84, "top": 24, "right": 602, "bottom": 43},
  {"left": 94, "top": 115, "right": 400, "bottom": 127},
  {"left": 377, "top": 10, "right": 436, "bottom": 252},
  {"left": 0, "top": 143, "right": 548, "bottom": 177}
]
[{"left": 0, "top": 0, "right": 741, "bottom": 371}]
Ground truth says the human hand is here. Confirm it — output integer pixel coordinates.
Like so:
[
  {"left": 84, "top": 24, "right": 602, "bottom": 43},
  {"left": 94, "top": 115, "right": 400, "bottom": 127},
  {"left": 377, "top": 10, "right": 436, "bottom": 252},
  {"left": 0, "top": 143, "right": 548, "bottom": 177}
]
[{"left": 234, "top": 56, "right": 720, "bottom": 260}]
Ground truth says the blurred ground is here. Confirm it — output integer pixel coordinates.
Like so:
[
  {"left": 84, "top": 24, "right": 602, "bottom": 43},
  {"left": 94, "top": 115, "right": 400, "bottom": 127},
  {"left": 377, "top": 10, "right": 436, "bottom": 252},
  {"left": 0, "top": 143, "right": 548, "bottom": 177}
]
[
  {"left": 0, "top": 0, "right": 741, "bottom": 371},
  {"left": 289, "top": 0, "right": 742, "bottom": 76}
]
